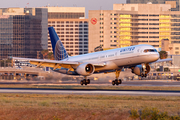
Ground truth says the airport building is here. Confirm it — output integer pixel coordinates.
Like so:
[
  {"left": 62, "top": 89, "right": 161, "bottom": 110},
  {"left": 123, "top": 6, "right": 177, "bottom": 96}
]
[
  {"left": 46, "top": 7, "right": 88, "bottom": 56},
  {"left": 88, "top": 4, "right": 180, "bottom": 54},
  {"left": 0, "top": 8, "right": 48, "bottom": 59},
  {"left": 126, "top": 0, "right": 180, "bottom": 11}
]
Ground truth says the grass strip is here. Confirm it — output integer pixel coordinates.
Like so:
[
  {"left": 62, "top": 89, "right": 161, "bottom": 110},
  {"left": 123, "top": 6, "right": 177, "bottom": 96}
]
[{"left": 0, "top": 93, "right": 179, "bottom": 120}]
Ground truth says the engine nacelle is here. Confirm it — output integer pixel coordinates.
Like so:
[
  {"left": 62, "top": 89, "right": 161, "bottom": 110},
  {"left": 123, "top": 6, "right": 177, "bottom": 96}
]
[
  {"left": 76, "top": 63, "right": 95, "bottom": 76},
  {"left": 132, "top": 64, "right": 150, "bottom": 77}
]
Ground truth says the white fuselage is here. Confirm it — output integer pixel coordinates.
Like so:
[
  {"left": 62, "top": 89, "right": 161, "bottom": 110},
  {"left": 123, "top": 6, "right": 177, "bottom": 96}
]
[{"left": 62, "top": 44, "right": 159, "bottom": 73}]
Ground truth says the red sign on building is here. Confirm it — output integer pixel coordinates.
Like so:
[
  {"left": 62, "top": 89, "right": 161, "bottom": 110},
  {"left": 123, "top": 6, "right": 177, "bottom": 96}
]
[{"left": 91, "top": 18, "right": 97, "bottom": 25}]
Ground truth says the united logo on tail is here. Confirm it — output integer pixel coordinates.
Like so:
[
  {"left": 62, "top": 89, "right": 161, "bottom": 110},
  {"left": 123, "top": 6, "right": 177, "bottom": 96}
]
[{"left": 48, "top": 27, "right": 69, "bottom": 60}]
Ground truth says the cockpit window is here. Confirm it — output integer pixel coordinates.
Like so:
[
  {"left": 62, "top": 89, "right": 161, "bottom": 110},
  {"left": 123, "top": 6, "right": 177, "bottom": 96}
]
[{"left": 144, "top": 49, "right": 157, "bottom": 53}]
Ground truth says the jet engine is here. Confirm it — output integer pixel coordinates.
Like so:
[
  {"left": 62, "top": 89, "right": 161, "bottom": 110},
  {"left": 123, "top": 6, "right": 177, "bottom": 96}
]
[
  {"left": 132, "top": 64, "right": 150, "bottom": 77},
  {"left": 76, "top": 63, "right": 95, "bottom": 76}
]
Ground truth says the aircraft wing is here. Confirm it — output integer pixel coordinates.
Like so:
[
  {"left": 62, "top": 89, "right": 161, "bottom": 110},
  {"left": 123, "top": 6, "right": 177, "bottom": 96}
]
[
  {"left": 151, "top": 58, "right": 172, "bottom": 63},
  {"left": 12, "top": 57, "right": 105, "bottom": 70}
]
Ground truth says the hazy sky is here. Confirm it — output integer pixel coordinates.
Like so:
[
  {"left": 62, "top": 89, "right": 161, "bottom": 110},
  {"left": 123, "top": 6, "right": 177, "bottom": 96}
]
[{"left": 0, "top": 0, "right": 126, "bottom": 18}]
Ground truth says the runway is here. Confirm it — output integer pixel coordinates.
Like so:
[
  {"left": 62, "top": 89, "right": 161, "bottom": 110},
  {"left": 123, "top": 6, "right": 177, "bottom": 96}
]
[
  {"left": 0, "top": 80, "right": 180, "bottom": 87},
  {"left": 0, "top": 88, "right": 180, "bottom": 96},
  {"left": 0, "top": 80, "right": 180, "bottom": 96}
]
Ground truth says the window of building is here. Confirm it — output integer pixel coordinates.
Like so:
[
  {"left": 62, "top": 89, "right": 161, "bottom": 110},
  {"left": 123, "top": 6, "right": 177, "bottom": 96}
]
[
  {"left": 149, "top": 32, "right": 159, "bottom": 34},
  {"left": 149, "top": 15, "right": 159, "bottom": 17},
  {"left": 152, "top": 45, "right": 159, "bottom": 47},
  {"left": 149, "top": 19, "right": 159, "bottom": 21},
  {"left": 149, "top": 41, "right": 159, "bottom": 42},
  {"left": 175, "top": 47, "right": 179, "bottom": 50},
  {"left": 138, "top": 14, "right": 148, "bottom": 16},
  {"left": 138, "top": 23, "right": 148, "bottom": 25},
  {"left": 149, "top": 23, "right": 159, "bottom": 25},
  {"left": 149, "top": 28, "right": 159, "bottom": 30},
  {"left": 149, "top": 36, "right": 159, "bottom": 38},
  {"left": 175, "top": 52, "right": 179, "bottom": 54},
  {"left": 111, "top": 44, "right": 117, "bottom": 47},
  {"left": 138, "top": 19, "right": 148, "bottom": 21}
]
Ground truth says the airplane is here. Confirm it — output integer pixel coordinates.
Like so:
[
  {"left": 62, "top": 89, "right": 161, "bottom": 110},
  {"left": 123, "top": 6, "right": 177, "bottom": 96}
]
[{"left": 13, "top": 27, "right": 172, "bottom": 86}]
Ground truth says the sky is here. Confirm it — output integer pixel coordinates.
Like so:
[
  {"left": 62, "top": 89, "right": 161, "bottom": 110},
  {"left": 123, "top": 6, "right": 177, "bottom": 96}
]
[{"left": 0, "top": 0, "right": 126, "bottom": 18}]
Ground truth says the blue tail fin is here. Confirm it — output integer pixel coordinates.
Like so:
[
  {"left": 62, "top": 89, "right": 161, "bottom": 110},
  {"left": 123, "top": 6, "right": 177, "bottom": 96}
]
[{"left": 48, "top": 27, "right": 68, "bottom": 60}]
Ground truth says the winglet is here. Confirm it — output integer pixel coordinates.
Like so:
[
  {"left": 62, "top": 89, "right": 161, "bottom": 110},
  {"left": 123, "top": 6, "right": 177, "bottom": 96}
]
[{"left": 48, "top": 27, "right": 68, "bottom": 60}]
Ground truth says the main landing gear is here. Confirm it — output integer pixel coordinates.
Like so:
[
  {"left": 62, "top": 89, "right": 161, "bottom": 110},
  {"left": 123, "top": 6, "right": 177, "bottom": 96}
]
[
  {"left": 112, "top": 79, "right": 122, "bottom": 86},
  {"left": 80, "top": 77, "right": 90, "bottom": 85},
  {"left": 112, "top": 70, "right": 122, "bottom": 86}
]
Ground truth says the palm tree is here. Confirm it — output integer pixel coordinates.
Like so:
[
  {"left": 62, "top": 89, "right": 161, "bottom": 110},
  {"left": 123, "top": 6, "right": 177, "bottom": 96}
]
[
  {"left": 158, "top": 51, "right": 168, "bottom": 72},
  {"left": 159, "top": 51, "right": 168, "bottom": 59},
  {"left": 41, "top": 49, "right": 49, "bottom": 59},
  {"left": 47, "top": 52, "right": 54, "bottom": 60}
]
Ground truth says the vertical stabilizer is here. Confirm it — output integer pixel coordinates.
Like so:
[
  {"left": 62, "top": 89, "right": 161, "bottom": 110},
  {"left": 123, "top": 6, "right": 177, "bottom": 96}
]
[{"left": 48, "top": 27, "right": 68, "bottom": 60}]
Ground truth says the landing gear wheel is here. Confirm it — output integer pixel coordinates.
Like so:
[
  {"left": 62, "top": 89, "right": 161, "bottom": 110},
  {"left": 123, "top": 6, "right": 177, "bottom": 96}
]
[
  {"left": 144, "top": 74, "right": 147, "bottom": 77},
  {"left": 87, "top": 79, "right": 90, "bottom": 84},
  {"left": 80, "top": 78, "right": 90, "bottom": 86},
  {"left": 118, "top": 79, "right": 122, "bottom": 84},
  {"left": 80, "top": 80, "right": 83, "bottom": 85},
  {"left": 141, "top": 73, "right": 144, "bottom": 77},
  {"left": 115, "top": 79, "right": 119, "bottom": 85},
  {"left": 112, "top": 81, "right": 115, "bottom": 86}
]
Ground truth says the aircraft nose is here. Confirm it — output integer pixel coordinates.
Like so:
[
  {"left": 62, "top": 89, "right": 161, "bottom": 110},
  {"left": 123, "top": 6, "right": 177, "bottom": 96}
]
[
  {"left": 150, "top": 52, "right": 159, "bottom": 61},
  {"left": 154, "top": 52, "right": 160, "bottom": 60}
]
